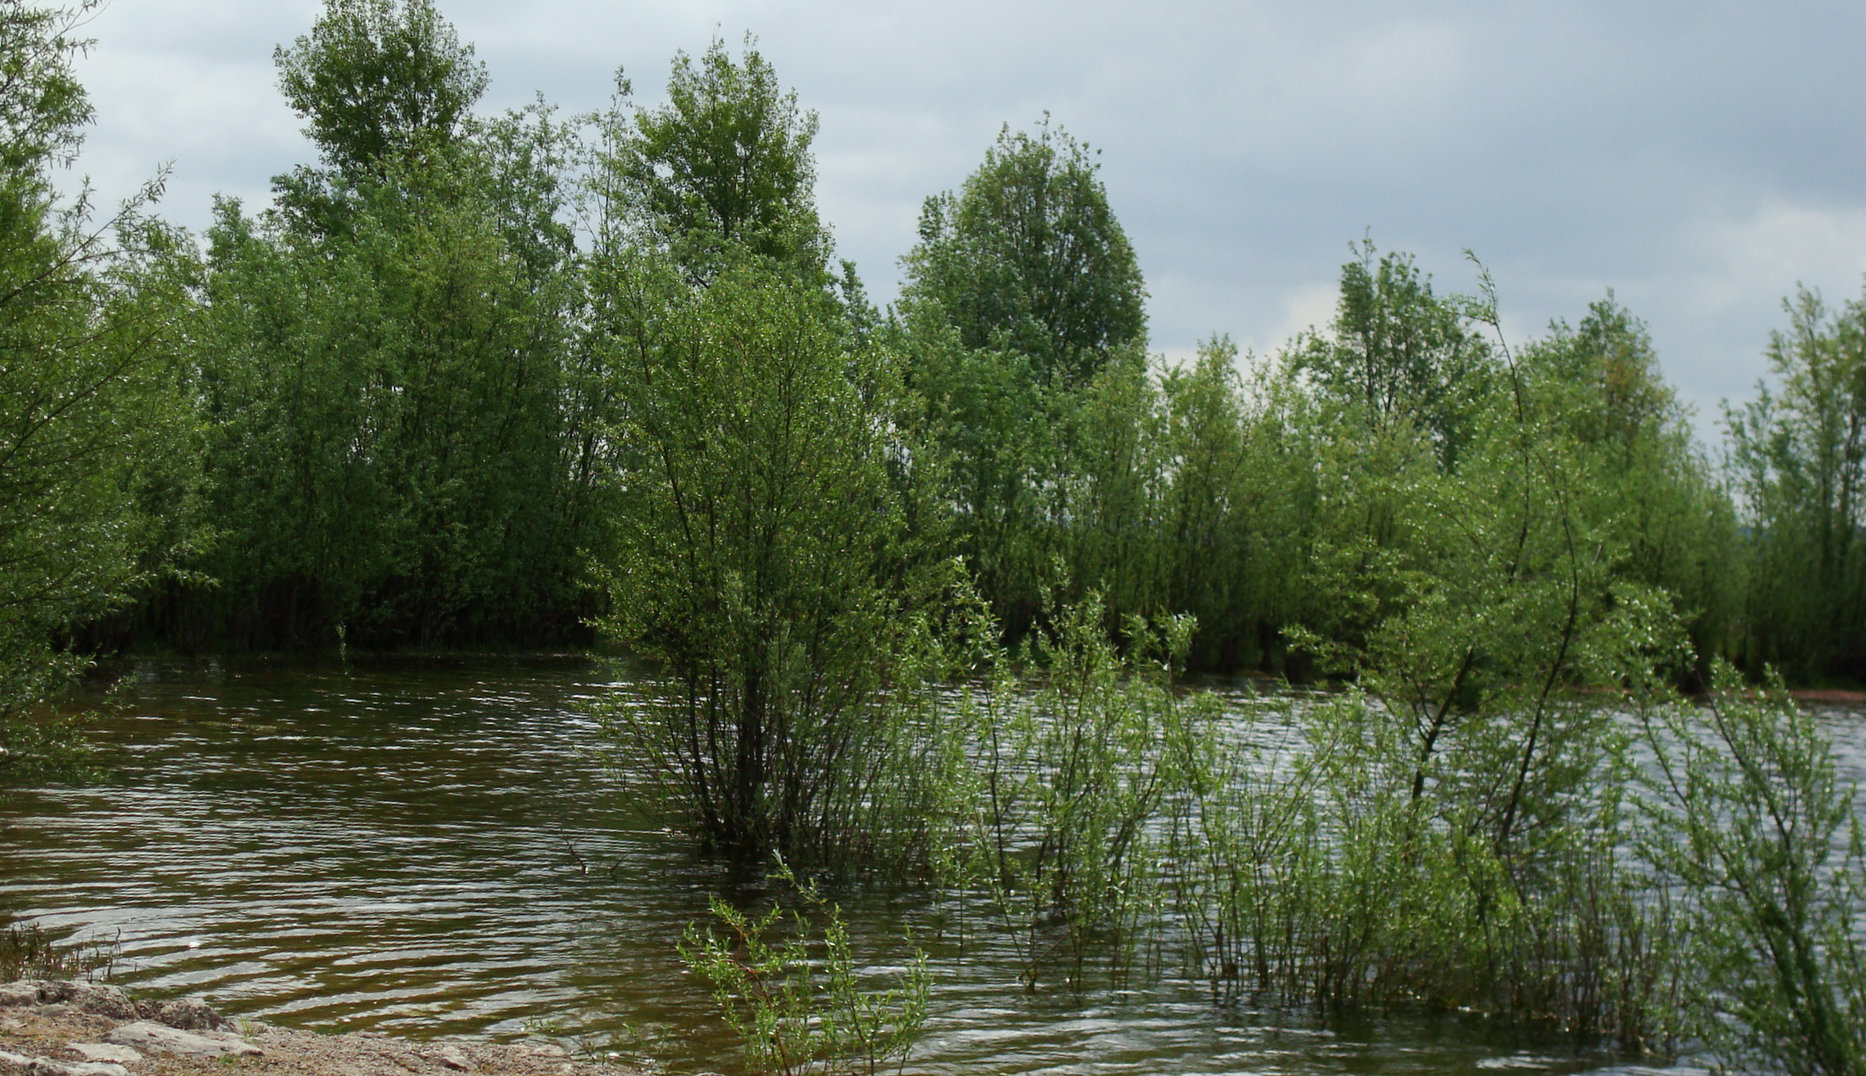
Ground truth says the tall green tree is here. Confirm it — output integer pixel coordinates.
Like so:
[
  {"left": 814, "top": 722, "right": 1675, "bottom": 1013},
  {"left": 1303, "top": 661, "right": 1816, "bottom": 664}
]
[
  {"left": 1156, "top": 338, "right": 1316, "bottom": 670},
  {"left": 598, "top": 34, "right": 828, "bottom": 284},
  {"left": 1052, "top": 355, "right": 1166, "bottom": 627},
  {"left": 588, "top": 255, "right": 936, "bottom": 856},
  {"left": 1297, "top": 239, "right": 1492, "bottom": 471},
  {"left": 1293, "top": 265, "right": 1687, "bottom": 854},
  {"left": 0, "top": 0, "right": 202, "bottom": 776},
  {"left": 1725, "top": 285, "right": 1866, "bottom": 679},
  {"left": 894, "top": 118, "right": 1148, "bottom": 635},
  {"left": 893, "top": 316, "right": 1052, "bottom": 631},
  {"left": 1523, "top": 297, "right": 1737, "bottom": 681},
  {"left": 269, "top": 0, "right": 489, "bottom": 239},
  {"left": 193, "top": 1, "right": 593, "bottom": 648},
  {"left": 587, "top": 46, "right": 935, "bottom": 857},
  {"left": 275, "top": 0, "right": 485, "bottom": 172},
  {"left": 900, "top": 116, "right": 1145, "bottom": 389}
]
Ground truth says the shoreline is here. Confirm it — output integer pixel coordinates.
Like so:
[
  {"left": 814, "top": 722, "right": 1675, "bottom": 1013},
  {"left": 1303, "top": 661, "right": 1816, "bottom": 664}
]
[
  {"left": 1790, "top": 687, "right": 1866, "bottom": 704},
  {"left": 0, "top": 979, "right": 652, "bottom": 1076}
]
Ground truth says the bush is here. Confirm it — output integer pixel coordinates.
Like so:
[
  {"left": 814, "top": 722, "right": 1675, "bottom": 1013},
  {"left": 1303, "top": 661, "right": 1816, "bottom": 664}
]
[
  {"left": 680, "top": 859, "right": 930, "bottom": 1076},
  {"left": 1639, "top": 664, "right": 1866, "bottom": 1075},
  {"left": 0, "top": 922, "right": 118, "bottom": 982}
]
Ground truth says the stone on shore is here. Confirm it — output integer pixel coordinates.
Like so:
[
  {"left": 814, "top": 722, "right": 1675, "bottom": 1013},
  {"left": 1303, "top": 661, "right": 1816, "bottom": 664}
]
[
  {"left": 102, "top": 1019, "right": 263, "bottom": 1058},
  {"left": 0, "top": 1045, "right": 130, "bottom": 1076},
  {"left": 133, "top": 996, "right": 228, "bottom": 1031},
  {"left": 0, "top": 983, "right": 135, "bottom": 1022},
  {"left": 63, "top": 1045, "right": 139, "bottom": 1064}
]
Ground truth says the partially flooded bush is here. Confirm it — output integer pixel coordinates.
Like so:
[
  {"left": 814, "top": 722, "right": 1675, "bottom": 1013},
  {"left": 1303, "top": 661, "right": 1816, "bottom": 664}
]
[
  {"left": 932, "top": 594, "right": 1209, "bottom": 987},
  {"left": 1639, "top": 664, "right": 1866, "bottom": 1075},
  {"left": 680, "top": 860, "right": 930, "bottom": 1076},
  {"left": 656, "top": 593, "right": 1866, "bottom": 1071},
  {"left": 0, "top": 922, "right": 118, "bottom": 982},
  {"left": 1166, "top": 688, "right": 1687, "bottom": 1051},
  {"left": 1163, "top": 686, "right": 1314, "bottom": 998}
]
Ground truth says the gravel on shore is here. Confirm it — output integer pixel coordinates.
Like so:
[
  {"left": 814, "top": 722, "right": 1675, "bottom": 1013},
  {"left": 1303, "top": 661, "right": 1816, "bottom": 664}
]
[{"left": 0, "top": 980, "right": 656, "bottom": 1076}]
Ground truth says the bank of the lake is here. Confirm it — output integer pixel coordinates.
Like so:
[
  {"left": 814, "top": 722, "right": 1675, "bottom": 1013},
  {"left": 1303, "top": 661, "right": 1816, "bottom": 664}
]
[{"left": 0, "top": 977, "right": 645, "bottom": 1076}]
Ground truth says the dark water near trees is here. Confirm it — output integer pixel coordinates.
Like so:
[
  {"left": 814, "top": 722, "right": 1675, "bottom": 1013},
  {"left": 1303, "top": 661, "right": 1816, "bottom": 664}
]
[{"left": 13, "top": 657, "right": 1854, "bottom": 1074}]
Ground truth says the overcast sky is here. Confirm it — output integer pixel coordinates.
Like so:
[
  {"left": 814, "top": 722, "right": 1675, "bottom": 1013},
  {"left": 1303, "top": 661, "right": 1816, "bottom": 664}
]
[{"left": 62, "top": 0, "right": 1866, "bottom": 446}]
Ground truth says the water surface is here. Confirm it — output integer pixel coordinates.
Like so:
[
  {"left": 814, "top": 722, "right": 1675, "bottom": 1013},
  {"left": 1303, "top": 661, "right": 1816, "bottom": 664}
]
[{"left": 6, "top": 656, "right": 1824, "bottom": 1074}]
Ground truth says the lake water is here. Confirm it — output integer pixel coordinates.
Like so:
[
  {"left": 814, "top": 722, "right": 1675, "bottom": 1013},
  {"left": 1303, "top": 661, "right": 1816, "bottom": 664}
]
[{"left": 8, "top": 655, "right": 1844, "bottom": 1074}]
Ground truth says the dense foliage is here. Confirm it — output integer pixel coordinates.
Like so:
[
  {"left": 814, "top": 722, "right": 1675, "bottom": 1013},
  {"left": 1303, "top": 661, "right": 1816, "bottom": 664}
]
[
  {"left": 1726, "top": 287, "right": 1866, "bottom": 681},
  {"left": 184, "top": 0, "right": 597, "bottom": 648},
  {"left": 3, "top": 0, "right": 1840, "bottom": 687},
  {"left": 0, "top": 0, "right": 201, "bottom": 778}
]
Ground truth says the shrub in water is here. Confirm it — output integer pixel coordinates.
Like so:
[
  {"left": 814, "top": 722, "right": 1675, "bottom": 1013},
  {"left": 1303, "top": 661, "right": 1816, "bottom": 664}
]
[
  {"left": 680, "top": 859, "right": 930, "bottom": 1076},
  {"left": 1639, "top": 664, "right": 1866, "bottom": 1075}
]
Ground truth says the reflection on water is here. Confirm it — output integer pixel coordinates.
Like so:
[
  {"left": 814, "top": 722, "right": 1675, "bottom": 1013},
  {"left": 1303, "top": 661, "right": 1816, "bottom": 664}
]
[{"left": 2, "top": 657, "right": 1815, "bottom": 1074}]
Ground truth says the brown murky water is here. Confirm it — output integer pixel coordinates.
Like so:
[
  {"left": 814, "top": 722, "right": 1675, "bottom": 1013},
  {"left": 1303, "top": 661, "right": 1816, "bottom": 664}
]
[{"left": 3, "top": 656, "right": 1808, "bottom": 1074}]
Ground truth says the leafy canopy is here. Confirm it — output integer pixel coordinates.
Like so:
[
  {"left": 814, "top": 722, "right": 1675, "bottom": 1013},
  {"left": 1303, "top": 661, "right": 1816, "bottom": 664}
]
[
  {"left": 0, "top": 0, "right": 93, "bottom": 175},
  {"left": 1724, "top": 285, "right": 1866, "bottom": 678},
  {"left": 274, "top": 0, "right": 488, "bottom": 176},
  {"left": 902, "top": 116, "right": 1146, "bottom": 388},
  {"left": 603, "top": 34, "right": 827, "bottom": 282},
  {"left": 1297, "top": 239, "right": 1491, "bottom": 471},
  {"left": 0, "top": 0, "right": 202, "bottom": 777}
]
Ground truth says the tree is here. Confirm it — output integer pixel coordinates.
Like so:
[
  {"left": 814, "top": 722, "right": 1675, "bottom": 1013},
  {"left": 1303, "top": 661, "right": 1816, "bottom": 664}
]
[
  {"left": 893, "top": 119, "right": 1147, "bottom": 636},
  {"left": 0, "top": 0, "right": 202, "bottom": 777},
  {"left": 900, "top": 117, "right": 1145, "bottom": 389},
  {"left": 1052, "top": 356, "right": 1167, "bottom": 628},
  {"left": 1523, "top": 297, "right": 1737, "bottom": 682},
  {"left": 269, "top": 0, "right": 489, "bottom": 240},
  {"left": 1725, "top": 285, "right": 1866, "bottom": 679},
  {"left": 1298, "top": 240, "right": 1492, "bottom": 471},
  {"left": 599, "top": 35, "right": 828, "bottom": 283},
  {"left": 192, "top": 3, "right": 594, "bottom": 648},
  {"left": 584, "top": 37, "right": 948, "bottom": 855},
  {"left": 589, "top": 257, "right": 936, "bottom": 856},
  {"left": 199, "top": 153, "right": 588, "bottom": 646},
  {"left": 886, "top": 304, "right": 1051, "bottom": 634},
  {"left": 0, "top": 0, "right": 90, "bottom": 172},
  {"left": 1156, "top": 337, "right": 1315, "bottom": 670},
  {"left": 1292, "top": 267, "right": 1688, "bottom": 855},
  {"left": 274, "top": 0, "right": 487, "bottom": 177}
]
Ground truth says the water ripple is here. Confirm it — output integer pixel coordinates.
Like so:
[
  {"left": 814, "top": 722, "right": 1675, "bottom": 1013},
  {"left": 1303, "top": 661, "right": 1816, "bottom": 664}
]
[{"left": 0, "top": 657, "right": 1751, "bottom": 1075}]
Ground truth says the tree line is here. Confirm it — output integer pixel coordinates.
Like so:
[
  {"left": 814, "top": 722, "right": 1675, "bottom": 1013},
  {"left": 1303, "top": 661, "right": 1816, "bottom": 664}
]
[{"left": 3, "top": 0, "right": 1865, "bottom": 758}]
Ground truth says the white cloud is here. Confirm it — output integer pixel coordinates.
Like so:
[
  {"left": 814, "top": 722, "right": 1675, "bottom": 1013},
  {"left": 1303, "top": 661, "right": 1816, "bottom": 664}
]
[
  {"left": 1695, "top": 201, "right": 1866, "bottom": 310},
  {"left": 1257, "top": 282, "right": 1341, "bottom": 356}
]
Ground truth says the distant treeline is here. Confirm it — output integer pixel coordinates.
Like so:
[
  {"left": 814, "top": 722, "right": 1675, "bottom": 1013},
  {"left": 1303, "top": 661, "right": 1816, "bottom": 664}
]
[{"left": 6, "top": 0, "right": 1866, "bottom": 718}]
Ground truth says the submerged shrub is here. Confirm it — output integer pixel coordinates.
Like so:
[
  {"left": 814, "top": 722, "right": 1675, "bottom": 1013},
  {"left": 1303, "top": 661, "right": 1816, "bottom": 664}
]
[
  {"left": 680, "top": 859, "right": 930, "bottom": 1076},
  {"left": 0, "top": 922, "right": 118, "bottom": 982},
  {"left": 1639, "top": 664, "right": 1866, "bottom": 1075},
  {"left": 1166, "top": 687, "right": 1685, "bottom": 1049},
  {"left": 927, "top": 593, "right": 1212, "bottom": 987}
]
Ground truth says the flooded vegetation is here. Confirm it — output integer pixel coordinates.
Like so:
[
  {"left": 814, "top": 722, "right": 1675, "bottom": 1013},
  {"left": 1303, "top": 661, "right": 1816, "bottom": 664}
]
[{"left": 13, "top": 656, "right": 1832, "bottom": 1075}]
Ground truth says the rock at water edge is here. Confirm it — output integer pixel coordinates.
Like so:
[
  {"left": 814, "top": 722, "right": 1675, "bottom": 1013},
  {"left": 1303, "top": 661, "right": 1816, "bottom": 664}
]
[
  {"left": 0, "top": 982, "right": 135, "bottom": 1021},
  {"left": 103, "top": 1020, "right": 262, "bottom": 1058},
  {"left": 134, "top": 997, "right": 229, "bottom": 1032}
]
